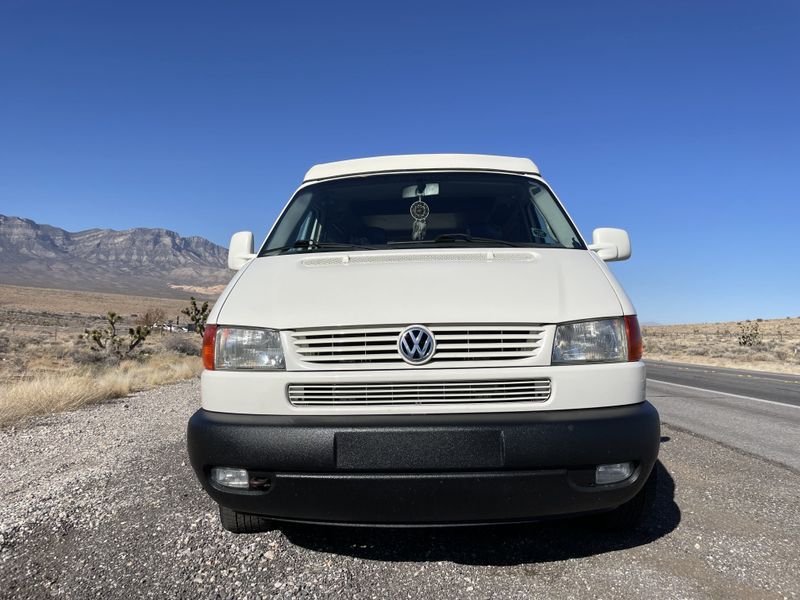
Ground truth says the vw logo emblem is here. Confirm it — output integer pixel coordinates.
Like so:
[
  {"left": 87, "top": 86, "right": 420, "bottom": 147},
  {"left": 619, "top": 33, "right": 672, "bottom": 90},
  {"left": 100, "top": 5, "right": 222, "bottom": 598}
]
[{"left": 398, "top": 325, "right": 436, "bottom": 365}]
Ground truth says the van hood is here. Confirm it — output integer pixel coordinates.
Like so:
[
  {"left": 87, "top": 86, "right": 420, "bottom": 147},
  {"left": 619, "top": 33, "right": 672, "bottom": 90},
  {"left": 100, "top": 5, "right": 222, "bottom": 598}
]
[{"left": 215, "top": 248, "right": 623, "bottom": 329}]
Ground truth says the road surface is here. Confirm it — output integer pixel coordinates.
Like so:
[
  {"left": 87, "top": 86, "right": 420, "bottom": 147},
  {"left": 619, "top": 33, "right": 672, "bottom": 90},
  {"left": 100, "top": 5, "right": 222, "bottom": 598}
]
[
  {"left": 646, "top": 360, "right": 800, "bottom": 407},
  {"left": 0, "top": 368, "right": 798, "bottom": 599},
  {"left": 646, "top": 361, "right": 800, "bottom": 472}
]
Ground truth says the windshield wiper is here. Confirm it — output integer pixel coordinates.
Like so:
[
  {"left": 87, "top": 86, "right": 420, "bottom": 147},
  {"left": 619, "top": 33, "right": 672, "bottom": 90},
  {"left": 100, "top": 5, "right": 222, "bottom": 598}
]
[
  {"left": 261, "top": 240, "right": 373, "bottom": 256},
  {"left": 433, "top": 234, "right": 565, "bottom": 248},
  {"left": 433, "top": 233, "right": 521, "bottom": 247},
  {"left": 388, "top": 233, "right": 523, "bottom": 247}
]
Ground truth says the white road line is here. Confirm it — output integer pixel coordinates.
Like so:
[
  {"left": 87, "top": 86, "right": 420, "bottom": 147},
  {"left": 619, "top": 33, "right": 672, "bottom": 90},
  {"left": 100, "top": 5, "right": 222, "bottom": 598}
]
[
  {"left": 647, "top": 378, "right": 800, "bottom": 410},
  {"left": 648, "top": 363, "right": 800, "bottom": 385}
]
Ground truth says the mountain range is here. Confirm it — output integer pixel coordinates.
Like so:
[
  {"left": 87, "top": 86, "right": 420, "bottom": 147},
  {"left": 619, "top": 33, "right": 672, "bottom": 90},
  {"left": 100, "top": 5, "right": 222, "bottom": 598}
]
[{"left": 0, "top": 214, "right": 232, "bottom": 298}]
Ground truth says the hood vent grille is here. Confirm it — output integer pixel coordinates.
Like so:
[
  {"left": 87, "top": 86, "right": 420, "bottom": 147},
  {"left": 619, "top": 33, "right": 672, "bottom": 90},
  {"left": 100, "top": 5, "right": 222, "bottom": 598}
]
[{"left": 301, "top": 251, "right": 537, "bottom": 267}]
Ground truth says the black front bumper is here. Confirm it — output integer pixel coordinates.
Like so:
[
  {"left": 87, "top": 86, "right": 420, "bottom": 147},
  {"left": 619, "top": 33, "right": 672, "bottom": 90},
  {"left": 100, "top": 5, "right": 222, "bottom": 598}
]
[{"left": 187, "top": 402, "right": 660, "bottom": 525}]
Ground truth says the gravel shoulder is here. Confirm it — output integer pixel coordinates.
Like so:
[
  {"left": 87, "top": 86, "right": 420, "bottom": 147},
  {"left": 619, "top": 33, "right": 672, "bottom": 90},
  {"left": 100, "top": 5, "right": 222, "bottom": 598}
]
[{"left": 1, "top": 379, "right": 799, "bottom": 599}]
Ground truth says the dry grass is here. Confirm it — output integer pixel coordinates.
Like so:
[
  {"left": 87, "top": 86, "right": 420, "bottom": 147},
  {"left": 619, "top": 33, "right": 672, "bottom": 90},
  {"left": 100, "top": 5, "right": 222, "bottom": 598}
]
[
  {"left": 643, "top": 317, "right": 800, "bottom": 375},
  {"left": 0, "top": 285, "right": 210, "bottom": 427},
  {"left": 0, "top": 355, "right": 201, "bottom": 427}
]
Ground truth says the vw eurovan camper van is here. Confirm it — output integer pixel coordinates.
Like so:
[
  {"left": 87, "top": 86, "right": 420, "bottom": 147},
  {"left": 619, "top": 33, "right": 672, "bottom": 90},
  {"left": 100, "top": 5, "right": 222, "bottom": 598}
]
[{"left": 187, "top": 154, "right": 660, "bottom": 533}]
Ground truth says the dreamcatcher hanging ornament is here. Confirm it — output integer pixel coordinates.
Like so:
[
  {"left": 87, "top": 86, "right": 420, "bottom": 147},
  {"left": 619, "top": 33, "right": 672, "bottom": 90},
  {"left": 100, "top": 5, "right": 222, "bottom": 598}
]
[{"left": 410, "top": 197, "right": 430, "bottom": 240}]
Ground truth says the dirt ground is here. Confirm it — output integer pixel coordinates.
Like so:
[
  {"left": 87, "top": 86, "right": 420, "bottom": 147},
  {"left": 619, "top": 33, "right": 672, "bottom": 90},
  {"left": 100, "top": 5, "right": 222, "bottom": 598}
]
[
  {"left": 643, "top": 317, "right": 800, "bottom": 375},
  {"left": 0, "top": 283, "right": 192, "bottom": 316},
  {"left": 0, "top": 284, "right": 204, "bottom": 425},
  {"left": 1, "top": 379, "right": 798, "bottom": 599},
  {"left": 0, "top": 285, "right": 204, "bottom": 382}
]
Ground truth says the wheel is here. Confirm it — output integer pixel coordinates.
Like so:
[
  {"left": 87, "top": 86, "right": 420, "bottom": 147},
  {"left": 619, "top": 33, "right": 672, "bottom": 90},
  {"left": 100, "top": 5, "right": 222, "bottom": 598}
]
[
  {"left": 590, "top": 464, "right": 658, "bottom": 531},
  {"left": 218, "top": 505, "right": 274, "bottom": 534}
]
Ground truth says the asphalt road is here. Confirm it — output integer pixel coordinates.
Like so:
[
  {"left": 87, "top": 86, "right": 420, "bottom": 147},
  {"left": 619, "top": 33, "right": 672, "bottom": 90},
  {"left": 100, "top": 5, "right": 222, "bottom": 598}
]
[
  {"left": 1, "top": 373, "right": 799, "bottom": 599},
  {"left": 647, "top": 379, "right": 800, "bottom": 472},
  {"left": 646, "top": 360, "right": 800, "bottom": 472},
  {"left": 646, "top": 360, "right": 800, "bottom": 407}
]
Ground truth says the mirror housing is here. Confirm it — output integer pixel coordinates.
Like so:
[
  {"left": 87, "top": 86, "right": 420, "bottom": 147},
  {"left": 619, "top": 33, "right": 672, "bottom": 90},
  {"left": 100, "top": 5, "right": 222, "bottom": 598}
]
[
  {"left": 228, "top": 231, "right": 256, "bottom": 270},
  {"left": 589, "top": 228, "right": 631, "bottom": 262}
]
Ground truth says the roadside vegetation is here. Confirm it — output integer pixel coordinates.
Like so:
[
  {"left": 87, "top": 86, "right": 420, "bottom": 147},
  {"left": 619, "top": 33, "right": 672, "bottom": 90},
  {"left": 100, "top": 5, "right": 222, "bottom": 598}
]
[
  {"left": 643, "top": 317, "right": 800, "bottom": 375},
  {"left": 0, "top": 285, "right": 211, "bottom": 427}
]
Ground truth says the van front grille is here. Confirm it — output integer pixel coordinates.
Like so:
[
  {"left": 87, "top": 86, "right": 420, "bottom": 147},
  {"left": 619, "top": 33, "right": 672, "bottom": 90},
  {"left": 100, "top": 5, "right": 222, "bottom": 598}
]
[
  {"left": 287, "top": 379, "right": 551, "bottom": 406},
  {"left": 290, "top": 324, "right": 546, "bottom": 366}
]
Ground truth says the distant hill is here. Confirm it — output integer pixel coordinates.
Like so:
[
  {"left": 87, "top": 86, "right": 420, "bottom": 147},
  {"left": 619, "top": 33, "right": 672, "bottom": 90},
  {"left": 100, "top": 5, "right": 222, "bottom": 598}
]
[{"left": 0, "top": 214, "right": 231, "bottom": 298}]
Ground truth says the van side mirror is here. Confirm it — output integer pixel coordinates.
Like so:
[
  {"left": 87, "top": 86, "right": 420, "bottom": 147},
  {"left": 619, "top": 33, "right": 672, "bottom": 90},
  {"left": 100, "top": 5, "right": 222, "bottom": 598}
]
[
  {"left": 228, "top": 231, "right": 256, "bottom": 270},
  {"left": 589, "top": 228, "right": 631, "bottom": 262}
]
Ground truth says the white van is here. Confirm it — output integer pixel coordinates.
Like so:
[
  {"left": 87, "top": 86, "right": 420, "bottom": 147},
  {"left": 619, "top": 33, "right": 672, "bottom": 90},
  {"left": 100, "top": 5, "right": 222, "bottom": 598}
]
[{"left": 187, "top": 154, "right": 660, "bottom": 533}]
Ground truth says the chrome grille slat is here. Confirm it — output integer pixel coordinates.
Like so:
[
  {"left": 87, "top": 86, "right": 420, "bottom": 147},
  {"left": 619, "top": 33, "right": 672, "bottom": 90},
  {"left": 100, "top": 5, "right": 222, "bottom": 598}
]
[
  {"left": 293, "top": 386, "right": 551, "bottom": 395},
  {"left": 292, "top": 327, "right": 401, "bottom": 337},
  {"left": 296, "top": 338, "right": 400, "bottom": 345},
  {"left": 291, "top": 324, "right": 547, "bottom": 365},
  {"left": 294, "top": 380, "right": 547, "bottom": 389},
  {"left": 434, "top": 334, "right": 543, "bottom": 341},
  {"left": 292, "top": 392, "right": 547, "bottom": 400},
  {"left": 295, "top": 353, "right": 401, "bottom": 362},
  {"left": 297, "top": 344, "right": 399, "bottom": 352},
  {"left": 287, "top": 379, "right": 552, "bottom": 406},
  {"left": 431, "top": 350, "right": 538, "bottom": 357},
  {"left": 418, "top": 325, "right": 540, "bottom": 332},
  {"left": 435, "top": 342, "right": 540, "bottom": 349}
]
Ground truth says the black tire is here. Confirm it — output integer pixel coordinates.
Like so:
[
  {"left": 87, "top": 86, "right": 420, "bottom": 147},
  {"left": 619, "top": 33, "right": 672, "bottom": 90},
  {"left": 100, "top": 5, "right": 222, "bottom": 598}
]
[
  {"left": 590, "top": 465, "right": 658, "bottom": 531},
  {"left": 218, "top": 505, "right": 274, "bottom": 534}
]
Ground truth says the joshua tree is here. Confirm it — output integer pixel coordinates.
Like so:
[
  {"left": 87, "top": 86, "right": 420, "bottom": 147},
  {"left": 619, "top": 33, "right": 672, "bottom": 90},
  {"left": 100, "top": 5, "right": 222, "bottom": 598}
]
[
  {"left": 737, "top": 321, "right": 761, "bottom": 347},
  {"left": 83, "top": 312, "right": 151, "bottom": 357},
  {"left": 181, "top": 297, "right": 210, "bottom": 336}
]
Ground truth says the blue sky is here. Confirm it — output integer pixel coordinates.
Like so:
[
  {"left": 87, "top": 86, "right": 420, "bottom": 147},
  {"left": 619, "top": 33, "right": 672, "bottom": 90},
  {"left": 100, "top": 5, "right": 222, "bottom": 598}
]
[{"left": 1, "top": 1, "right": 798, "bottom": 324}]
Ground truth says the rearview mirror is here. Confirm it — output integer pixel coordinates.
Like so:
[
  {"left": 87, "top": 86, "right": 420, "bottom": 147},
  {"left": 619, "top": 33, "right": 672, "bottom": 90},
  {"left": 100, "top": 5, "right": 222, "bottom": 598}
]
[
  {"left": 589, "top": 228, "right": 631, "bottom": 262},
  {"left": 402, "top": 183, "right": 440, "bottom": 199},
  {"left": 228, "top": 231, "right": 256, "bottom": 270}
]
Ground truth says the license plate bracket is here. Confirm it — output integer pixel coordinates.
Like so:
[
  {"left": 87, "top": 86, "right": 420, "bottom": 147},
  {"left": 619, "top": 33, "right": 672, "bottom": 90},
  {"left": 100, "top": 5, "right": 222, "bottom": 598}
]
[{"left": 335, "top": 429, "right": 505, "bottom": 471}]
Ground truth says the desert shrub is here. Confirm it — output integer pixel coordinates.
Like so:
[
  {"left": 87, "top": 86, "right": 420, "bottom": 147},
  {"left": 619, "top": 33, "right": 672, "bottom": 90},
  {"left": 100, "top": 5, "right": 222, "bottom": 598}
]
[
  {"left": 164, "top": 335, "right": 200, "bottom": 356},
  {"left": 136, "top": 307, "right": 166, "bottom": 328},
  {"left": 67, "top": 346, "right": 120, "bottom": 366},
  {"left": 0, "top": 333, "right": 9, "bottom": 355},
  {"left": 737, "top": 321, "right": 761, "bottom": 347},
  {"left": 181, "top": 297, "right": 210, "bottom": 336},
  {"left": 748, "top": 350, "right": 773, "bottom": 362},
  {"left": 50, "top": 343, "right": 72, "bottom": 360}
]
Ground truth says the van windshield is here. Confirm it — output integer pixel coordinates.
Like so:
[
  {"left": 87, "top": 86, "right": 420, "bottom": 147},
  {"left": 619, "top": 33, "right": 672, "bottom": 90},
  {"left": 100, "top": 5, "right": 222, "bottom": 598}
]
[{"left": 259, "top": 173, "right": 585, "bottom": 255}]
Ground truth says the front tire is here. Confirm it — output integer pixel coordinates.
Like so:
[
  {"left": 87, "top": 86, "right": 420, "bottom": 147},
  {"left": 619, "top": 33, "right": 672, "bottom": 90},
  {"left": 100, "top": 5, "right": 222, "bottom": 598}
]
[
  {"left": 218, "top": 505, "right": 274, "bottom": 534},
  {"left": 590, "top": 465, "right": 658, "bottom": 531}
]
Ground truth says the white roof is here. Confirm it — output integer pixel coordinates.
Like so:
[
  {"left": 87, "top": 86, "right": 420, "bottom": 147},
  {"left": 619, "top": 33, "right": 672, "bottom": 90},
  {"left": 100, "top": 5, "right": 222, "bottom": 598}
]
[{"left": 303, "top": 154, "right": 539, "bottom": 182}]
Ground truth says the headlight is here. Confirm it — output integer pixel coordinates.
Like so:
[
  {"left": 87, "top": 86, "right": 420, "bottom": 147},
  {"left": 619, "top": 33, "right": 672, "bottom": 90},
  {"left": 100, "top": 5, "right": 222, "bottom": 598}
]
[
  {"left": 552, "top": 317, "right": 628, "bottom": 364},
  {"left": 203, "top": 325, "right": 285, "bottom": 370}
]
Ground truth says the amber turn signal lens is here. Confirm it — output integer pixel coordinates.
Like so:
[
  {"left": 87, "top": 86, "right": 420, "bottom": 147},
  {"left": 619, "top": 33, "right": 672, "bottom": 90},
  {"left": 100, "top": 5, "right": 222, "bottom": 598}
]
[
  {"left": 624, "top": 315, "right": 643, "bottom": 361},
  {"left": 202, "top": 324, "right": 217, "bottom": 370}
]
